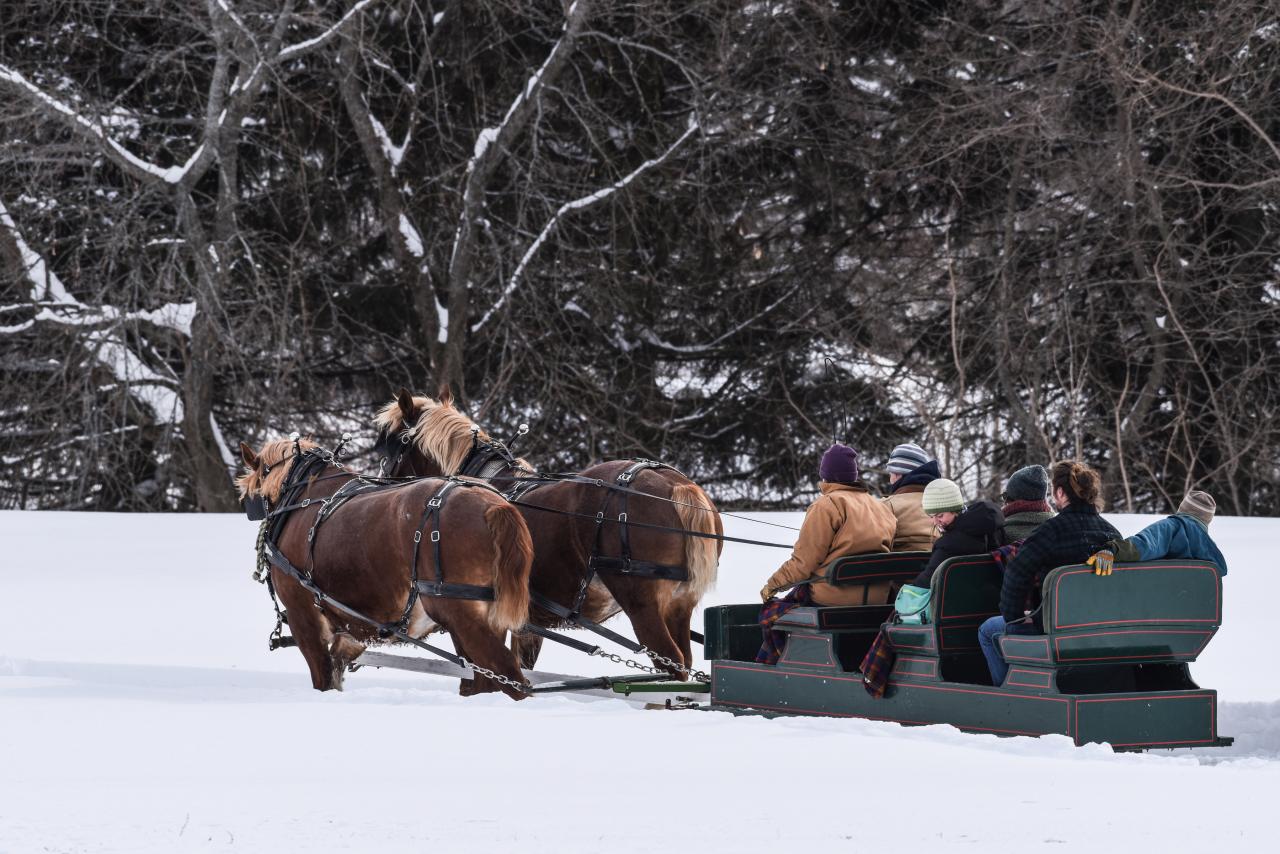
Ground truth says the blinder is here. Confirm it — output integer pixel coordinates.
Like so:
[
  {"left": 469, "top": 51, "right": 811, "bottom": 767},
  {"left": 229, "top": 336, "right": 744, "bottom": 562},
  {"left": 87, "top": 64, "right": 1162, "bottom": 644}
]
[{"left": 243, "top": 494, "right": 268, "bottom": 521}]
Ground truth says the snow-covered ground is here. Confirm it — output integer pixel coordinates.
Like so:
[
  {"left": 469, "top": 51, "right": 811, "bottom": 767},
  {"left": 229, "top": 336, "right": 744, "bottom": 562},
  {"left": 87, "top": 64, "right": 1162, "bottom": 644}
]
[{"left": 2, "top": 509, "right": 1277, "bottom": 853}]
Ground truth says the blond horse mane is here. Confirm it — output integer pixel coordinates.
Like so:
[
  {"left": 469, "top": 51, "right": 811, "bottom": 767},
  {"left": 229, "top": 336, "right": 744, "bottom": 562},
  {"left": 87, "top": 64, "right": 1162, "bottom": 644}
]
[
  {"left": 236, "top": 437, "right": 320, "bottom": 502},
  {"left": 378, "top": 393, "right": 537, "bottom": 476},
  {"left": 407, "top": 396, "right": 491, "bottom": 475}
]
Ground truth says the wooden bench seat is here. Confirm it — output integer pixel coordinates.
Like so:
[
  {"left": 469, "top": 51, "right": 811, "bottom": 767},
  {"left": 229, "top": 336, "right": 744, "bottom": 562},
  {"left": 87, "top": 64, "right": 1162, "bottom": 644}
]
[
  {"left": 701, "top": 551, "right": 930, "bottom": 663},
  {"left": 999, "top": 559, "right": 1222, "bottom": 668}
]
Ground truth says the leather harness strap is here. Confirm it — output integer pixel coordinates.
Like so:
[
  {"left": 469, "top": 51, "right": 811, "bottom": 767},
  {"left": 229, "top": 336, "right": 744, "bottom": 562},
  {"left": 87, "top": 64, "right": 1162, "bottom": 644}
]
[
  {"left": 588, "top": 459, "right": 690, "bottom": 583},
  {"left": 258, "top": 449, "right": 498, "bottom": 655}
]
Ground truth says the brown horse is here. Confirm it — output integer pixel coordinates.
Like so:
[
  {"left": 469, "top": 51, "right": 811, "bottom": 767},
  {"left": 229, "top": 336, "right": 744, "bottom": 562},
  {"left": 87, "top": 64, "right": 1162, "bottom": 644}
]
[
  {"left": 237, "top": 437, "right": 535, "bottom": 699},
  {"left": 373, "top": 389, "right": 722, "bottom": 680}
]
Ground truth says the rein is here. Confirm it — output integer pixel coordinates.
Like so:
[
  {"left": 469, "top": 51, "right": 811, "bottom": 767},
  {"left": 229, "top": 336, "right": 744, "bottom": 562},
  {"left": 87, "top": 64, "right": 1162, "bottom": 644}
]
[
  {"left": 505, "top": 496, "right": 794, "bottom": 549},
  {"left": 377, "top": 429, "right": 797, "bottom": 549}
]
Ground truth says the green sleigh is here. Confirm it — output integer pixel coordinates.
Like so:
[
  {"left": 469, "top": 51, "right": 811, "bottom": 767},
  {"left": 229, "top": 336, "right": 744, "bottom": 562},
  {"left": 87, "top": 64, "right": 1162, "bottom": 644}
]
[{"left": 703, "top": 552, "right": 1232, "bottom": 750}]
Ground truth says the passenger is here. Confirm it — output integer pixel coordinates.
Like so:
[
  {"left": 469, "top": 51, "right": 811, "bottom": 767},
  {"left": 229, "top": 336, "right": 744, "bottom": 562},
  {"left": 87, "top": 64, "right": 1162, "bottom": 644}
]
[
  {"left": 881, "top": 442, "right": 943, "bottom": 552},
  {"left": 908, "top": 478, "right": 1006, "bottom": 588},
  {"left": 978, "top": 461, "right": 1120, "bottom": 685},
  {"left": 1086, "top": 490, "right": 1228, "bottom": 577},
  {"left": 756, "top": 443, "right": 897, "bottom": 664},
  {"left": 1000, "top": 465, "right": 1056, "bottom": 543}
]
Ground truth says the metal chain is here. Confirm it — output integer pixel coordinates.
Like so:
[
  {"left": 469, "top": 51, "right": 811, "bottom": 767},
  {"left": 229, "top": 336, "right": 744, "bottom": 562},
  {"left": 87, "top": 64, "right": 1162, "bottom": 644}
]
[
  {"left": 460, "top": 658, "right": 531, "bottom": 693},
  {"left": 591, "top": 647, "right": 709, "bottom": 682},
  {"left": 640, "top": 646, "right": 711, "bottom": 682},
  {"left": 591, "top": 648, "right": 667, "bottom": 675}
]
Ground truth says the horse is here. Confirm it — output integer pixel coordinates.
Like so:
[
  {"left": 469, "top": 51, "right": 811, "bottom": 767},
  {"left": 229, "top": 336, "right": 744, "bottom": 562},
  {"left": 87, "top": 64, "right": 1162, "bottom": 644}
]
[
  {"left": 237, "top": 437, "right": 535, "bottom": 699},
  {"left": 372, "top": 388, "right": 723, "bottom": 680}
]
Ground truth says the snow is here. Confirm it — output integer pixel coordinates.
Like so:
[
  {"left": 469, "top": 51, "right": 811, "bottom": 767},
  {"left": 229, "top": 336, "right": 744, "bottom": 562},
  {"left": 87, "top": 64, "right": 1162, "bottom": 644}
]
[
  {"left": 1, "top": 198, "right": 187, "bottom": 423},
  {"left": 277, "top": 0, "right": 379, "bottom": 62},
  {"left": 1, "top": 509, "right": 1276, "bottom": 852},
  {"left": 0, "top": 63, "right": 201, "bottom": 184},
  {"left": 398, "top": 213, "right": 423, "bottom": 257},
  {"left": 369, "top": 110, "right": 409, "bottom": 169}
]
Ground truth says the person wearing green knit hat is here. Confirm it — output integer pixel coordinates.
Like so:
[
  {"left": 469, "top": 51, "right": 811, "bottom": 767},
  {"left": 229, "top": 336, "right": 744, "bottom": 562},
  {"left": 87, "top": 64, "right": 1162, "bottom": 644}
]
[{"left": 909, "top": 478, "right": 1006, "bottom": 587}]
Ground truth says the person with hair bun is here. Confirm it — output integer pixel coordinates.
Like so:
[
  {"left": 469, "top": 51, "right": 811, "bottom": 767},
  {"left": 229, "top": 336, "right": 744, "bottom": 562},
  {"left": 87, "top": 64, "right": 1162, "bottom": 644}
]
[{"left": 977, "top": 460, "right": 1121, "bottom": 685}]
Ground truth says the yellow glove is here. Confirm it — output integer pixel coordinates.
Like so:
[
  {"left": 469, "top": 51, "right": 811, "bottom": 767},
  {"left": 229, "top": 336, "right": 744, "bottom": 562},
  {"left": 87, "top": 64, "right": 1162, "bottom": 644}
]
[
  {"left": 760, "top": 584, "right": 778, "bottom": 602},
  {"left": 1086, "top": 549, "right": 1115, "bottom": 576}
]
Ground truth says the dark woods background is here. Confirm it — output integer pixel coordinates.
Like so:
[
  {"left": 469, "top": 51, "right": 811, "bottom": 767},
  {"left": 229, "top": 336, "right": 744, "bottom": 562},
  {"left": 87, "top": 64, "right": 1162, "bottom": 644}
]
[{"left": 1, "top": 1, "right": 1277, "bottom": 513}]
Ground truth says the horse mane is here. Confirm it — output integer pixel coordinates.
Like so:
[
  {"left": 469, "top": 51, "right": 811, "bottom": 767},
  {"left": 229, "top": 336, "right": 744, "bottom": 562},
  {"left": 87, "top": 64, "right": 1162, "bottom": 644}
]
[
  {"left": 373, "top": 397, "right": 415, "bottom": 436},
  {"left": 408, "top": 397, "right": 491, "bottom": 475},
  {"left": 236, "top": 437, "right": 319, "bottom": 502}
]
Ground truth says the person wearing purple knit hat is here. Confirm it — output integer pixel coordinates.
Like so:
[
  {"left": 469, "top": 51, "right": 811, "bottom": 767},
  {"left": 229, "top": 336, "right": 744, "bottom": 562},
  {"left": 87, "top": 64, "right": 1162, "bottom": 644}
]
[{"left": 754, "top": 443, "right": 898, "bottom": 664}]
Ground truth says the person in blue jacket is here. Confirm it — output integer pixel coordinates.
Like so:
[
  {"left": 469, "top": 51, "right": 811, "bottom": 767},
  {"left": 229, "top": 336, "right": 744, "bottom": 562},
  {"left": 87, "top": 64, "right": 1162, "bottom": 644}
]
[{"left": 1085, "top": 490, "right": 1228, "bottom": 577}]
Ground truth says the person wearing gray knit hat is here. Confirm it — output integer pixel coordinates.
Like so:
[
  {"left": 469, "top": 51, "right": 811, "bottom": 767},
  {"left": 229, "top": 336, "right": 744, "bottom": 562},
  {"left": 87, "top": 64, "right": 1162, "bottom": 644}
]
[
  {"left": 1002, "top": 465, "right": 1050, "bottom": 503},
  {"left": 1086, "top": 489, "right": 1227, "bottom": 577},
  {"left": 1001, "top": 465, "right": 1055, "bottom": 542}
]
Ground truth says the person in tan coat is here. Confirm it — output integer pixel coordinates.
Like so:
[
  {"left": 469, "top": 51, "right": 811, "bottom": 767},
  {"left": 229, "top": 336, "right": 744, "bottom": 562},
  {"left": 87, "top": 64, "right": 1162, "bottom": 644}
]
[
  {"left": 880, "top": 442, "right": 941, "bottom": 552},
  {"left": 755, "top": 443, "right": 897, "bottom": 664},
  {"left": 759, "top": 444, "right": 898, "bottom": 606}
]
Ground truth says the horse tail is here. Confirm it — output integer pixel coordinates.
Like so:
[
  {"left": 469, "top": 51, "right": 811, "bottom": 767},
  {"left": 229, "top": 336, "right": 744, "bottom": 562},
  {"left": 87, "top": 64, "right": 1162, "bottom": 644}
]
[
  {"left": 671, "top": 481, "right": 721, "bottom": 601},
  {"left": 483, "top": 501, "right": 533, "bottom": 633}
]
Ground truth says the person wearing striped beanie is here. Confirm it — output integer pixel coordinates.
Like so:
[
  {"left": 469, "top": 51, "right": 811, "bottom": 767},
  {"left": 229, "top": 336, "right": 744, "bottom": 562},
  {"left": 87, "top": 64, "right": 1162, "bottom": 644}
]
[
  {"left": 1086, "top": 490, "right": 1227, "bottom": 577},
  {"left": 885, "top": 442, "right": 931, "bottom": 482},
  {"left": 881, "top": 442, "right": 942, "bottom": 552}
]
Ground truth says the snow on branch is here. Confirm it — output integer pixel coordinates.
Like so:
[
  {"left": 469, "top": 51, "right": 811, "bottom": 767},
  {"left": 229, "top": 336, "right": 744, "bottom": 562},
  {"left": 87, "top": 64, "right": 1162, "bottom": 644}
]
[
  {"left": 370, "top": 107, "right": 410, "bottom": 170},
  {"left": 278, "top": 0, "right": 380, "bottom": 62},
  {"left": 472, "top": 116, "right": 699, "bottom": 333},
  {"left": 1, "top": 198, "right": 185, "bottom": 423},
  {"left": 449, "top": 0, "right": 592, "bottom": 275},
  {"left": 638, "top": 283, "right": 802, "bottom": 356},
  {"left": 0, "top": 64, "right": 201, "bottom": 186}
]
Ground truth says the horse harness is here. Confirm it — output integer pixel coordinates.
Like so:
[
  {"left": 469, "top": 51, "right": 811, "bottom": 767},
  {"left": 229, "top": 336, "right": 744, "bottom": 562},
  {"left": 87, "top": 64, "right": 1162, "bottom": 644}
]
[
  {"left": 253, "top": 448, "right": 502, "bottom": 654},
  {"left": 433, "top": 443, "right": 699, "bottom": 663}
]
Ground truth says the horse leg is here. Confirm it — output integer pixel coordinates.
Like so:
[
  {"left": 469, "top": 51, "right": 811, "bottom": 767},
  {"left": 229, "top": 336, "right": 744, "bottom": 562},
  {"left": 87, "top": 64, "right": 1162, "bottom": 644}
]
[
  {"left": 511, "top": 631, "right": 544, "bottom": 671},
  {"left": 327, "top": 632, "right": 366, "bottom": 691},
  {"left": 272, "top": 570, "right": 339, "bottom": 691},
  {"left": 619, "top": 598, "right": 687, "bottom": 681},
  {"left": 664, "top": 598, "right": 698, "bottom": 676},
  {"left": 449, "top": 610, "right": 530, "bottom": 701},
  {"left": 450, "top": 630, "right": 492, "bottom": 698}
]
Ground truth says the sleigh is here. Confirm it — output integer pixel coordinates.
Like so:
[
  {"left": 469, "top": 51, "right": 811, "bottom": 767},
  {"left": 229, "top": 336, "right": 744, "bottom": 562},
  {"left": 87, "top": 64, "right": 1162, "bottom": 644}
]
[{"left": 702, "top": 552, "right": 1232, "bottom": 751}]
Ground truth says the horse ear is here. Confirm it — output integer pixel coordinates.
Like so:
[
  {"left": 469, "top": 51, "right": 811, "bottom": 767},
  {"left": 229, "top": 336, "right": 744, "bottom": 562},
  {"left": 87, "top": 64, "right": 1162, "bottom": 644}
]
[
  {"left": 438, "top": 383, "right": 454, "bottom": 408},
  {"left": 396, "top": 386, "right": 415, "bottom": 415},
  {"left": 239, "top": 441, "right": 259, "bottom": 469}
]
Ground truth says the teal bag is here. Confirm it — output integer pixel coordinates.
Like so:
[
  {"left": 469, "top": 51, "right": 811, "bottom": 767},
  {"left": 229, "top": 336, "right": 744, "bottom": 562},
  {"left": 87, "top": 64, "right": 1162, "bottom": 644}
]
[{"left": 894, "top": 584, "right": 932, "bottom": 624}]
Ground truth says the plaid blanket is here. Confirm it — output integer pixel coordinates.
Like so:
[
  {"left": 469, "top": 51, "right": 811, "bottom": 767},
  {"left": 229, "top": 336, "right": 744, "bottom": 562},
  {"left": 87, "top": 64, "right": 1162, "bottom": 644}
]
[
  {"left": 754, "top": 586, "right": 813, "bottom": 664},
  {"left": 860, "top": 541, "right": 1029, "bottom": 698},
  {"left": 991, "top": 540, "right": 1022, "bottom": 572},
  {"left": 860, "top": 629, "right": 895, "bottom": 698}
]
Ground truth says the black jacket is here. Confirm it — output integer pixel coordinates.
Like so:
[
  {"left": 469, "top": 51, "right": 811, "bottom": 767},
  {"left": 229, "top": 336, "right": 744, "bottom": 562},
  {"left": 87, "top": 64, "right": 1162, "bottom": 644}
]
[
  {"left": 889, "top": 460, "right": 941, "bottom": 494},
  {"left": 911, "top": 499, "right": 1006, "bottom": 587},
  {"left": 999, "top": 502, "right": 1121, "bottom": 622}
]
